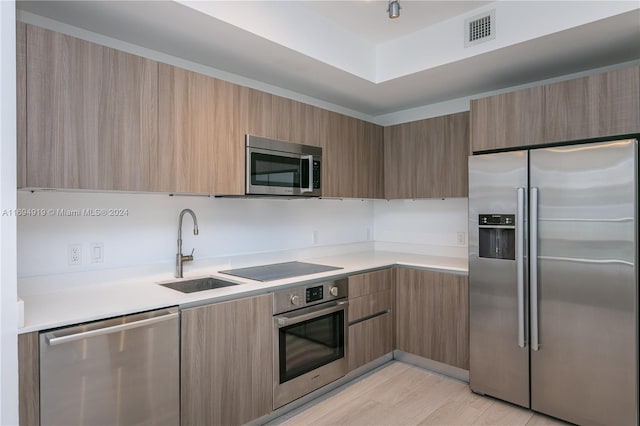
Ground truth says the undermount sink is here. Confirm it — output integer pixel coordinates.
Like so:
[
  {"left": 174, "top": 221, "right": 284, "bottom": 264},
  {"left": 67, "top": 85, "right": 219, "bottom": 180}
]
[{"left": 159, "top": 277, "right": 240, "bottom": 293}]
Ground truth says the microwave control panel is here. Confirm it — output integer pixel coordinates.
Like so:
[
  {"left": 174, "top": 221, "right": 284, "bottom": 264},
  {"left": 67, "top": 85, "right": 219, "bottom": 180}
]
[{"left": 313, "top": 160, "right": 321, "bottom": 189}]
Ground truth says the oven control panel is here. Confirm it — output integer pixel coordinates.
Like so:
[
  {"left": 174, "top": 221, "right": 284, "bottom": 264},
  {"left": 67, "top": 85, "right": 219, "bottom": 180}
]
[
  {"left": 306, "top": 286, "right": 323, "bottom": 303},
  {"left": 273, "top": 279, "right": 348, "bottom": 314}
]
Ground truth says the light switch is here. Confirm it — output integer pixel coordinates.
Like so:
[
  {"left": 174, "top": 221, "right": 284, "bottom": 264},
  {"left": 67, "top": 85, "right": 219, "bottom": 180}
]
[{"left": 90, "top": 243, "right": 104, "bottom": 263}]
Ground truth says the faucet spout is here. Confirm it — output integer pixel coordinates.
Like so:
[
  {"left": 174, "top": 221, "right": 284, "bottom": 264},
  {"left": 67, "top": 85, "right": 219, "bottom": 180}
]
[{"left": 176, "top": 209, "right": 199, "bottom": 278}]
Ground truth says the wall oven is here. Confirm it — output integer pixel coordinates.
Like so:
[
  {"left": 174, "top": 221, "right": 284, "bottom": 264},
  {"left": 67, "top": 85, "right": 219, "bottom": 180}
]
[
  {"left": 246, "top": 135, "right": 322, "bottom": 197},
  {"left": 273, "top": 280, "right": 348, "bottom": 409}
]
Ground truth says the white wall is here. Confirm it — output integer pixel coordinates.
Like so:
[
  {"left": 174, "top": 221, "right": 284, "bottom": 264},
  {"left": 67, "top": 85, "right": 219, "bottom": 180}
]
[
  {"left": 374, "top": 198, "right": 468, "bottom": 258},
  {"left": 0, "top": 1, "right": 19, "bottom": 424},
  {"left": 17, "top": 192, "right": 374, "bottom": 278}
]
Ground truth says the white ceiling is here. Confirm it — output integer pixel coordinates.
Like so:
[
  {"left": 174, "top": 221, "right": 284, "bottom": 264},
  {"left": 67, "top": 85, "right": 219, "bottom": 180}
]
[
  {"left": 17, "top": 1, "right": 640, "bottom": 120},
  {"left": 300, "top": 1, "right": 491, "bottom": 43}
]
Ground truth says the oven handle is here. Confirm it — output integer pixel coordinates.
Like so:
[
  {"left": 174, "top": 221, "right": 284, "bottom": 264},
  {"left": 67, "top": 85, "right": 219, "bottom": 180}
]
[
  {"left": 301, "top": 155, "right": 314, "bottom": 193},
  {"left": 275, "top": 300, "right": 348, "bottom": 328}
]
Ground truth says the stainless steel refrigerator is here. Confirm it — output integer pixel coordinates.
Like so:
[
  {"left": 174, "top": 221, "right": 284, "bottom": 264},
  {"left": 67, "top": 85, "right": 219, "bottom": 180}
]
[{"left": 468, "top": 139, "right": 638, "bottom": 425}]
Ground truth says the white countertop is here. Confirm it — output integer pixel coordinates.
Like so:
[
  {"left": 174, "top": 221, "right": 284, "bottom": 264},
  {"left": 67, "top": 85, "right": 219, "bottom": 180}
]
[{"left": 19, "top": 249, "right": 467, "bottom": 334}]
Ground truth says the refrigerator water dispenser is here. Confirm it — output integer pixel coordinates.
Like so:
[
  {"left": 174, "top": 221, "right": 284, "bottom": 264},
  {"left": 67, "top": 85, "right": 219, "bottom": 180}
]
[{"left": 478, "top": 214, "right": 516, "bottom": 260}]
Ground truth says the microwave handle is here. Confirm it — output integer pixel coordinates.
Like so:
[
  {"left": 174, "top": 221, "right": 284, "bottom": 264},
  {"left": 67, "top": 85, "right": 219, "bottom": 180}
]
[{"left": 301, "top": 155, "right": 314, "bottom": 193}]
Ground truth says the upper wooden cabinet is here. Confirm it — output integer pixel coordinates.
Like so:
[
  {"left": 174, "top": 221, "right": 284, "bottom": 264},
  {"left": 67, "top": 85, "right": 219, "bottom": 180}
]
[
  {"left": 17, "top": 24, "right": 384, "bottom": 198},
  {"left": 23, "top": 25, "right": 159, "bottom": 191},
  {"left": 324, "top": 113, "right": 384, "bottom": 199},
  {"left": 16, "top": 21, "right": 26, "bottom": 189},
  {"left": 544, "top": 66, "right": 640, "bottom": 143},
  {"left": 157, "top": 64, "right": 245, "bottom": 194},
  {"left": 470, "top": 86, "right": 544, "bottom": 153},
  {"left": 384, "top": 111, "right": 470, "bottom": 199},
  {"left": 470, "top": 66, "right": 640, "bottom": 153}
]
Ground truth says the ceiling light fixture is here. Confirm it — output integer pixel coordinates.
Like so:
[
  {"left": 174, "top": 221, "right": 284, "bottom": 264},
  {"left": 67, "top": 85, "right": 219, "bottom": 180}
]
[{"left": 387, "top": 0, "right": 401, "bottom": 19}]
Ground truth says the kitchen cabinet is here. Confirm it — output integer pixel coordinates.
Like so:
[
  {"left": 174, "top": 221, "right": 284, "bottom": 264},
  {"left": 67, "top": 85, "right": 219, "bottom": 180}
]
[
  {"left": 158, "top": 64, "right": 245, "bottom": 194},
  {"left": 18, "top": 24, "right": 384, "bottom": 198},
  {"left": 23, "top": 24, "right": 158, "bottom": 191},
  {"left": 384, "top": 122, "right": 415, "bottom": 199},
  {"left": 348, "top": 269, "right": 394, "bottom": 371},
  {"left": 470, "top": 87, "right": 544, "bottom": 153},
  {"left": 470, "top": 66, "right": 640, "bottom": 152},
  {"left": 395, "top": 267, "right": 469, "bottom": 370},
  {"left": 544, "top": 66, "right": 640, "bottom": 143},
  {"left": 16, "top": 21, "right": 26, "bottom": 189},
  {"left": 19, "top": 332, "right": 40, "bottom": 426},
  {"left": 181, "top": 294, "right": 273, "bottom": 426},
  {"left": 357, "top": 121, "right": 385, "bottom": 199},
  {"left": 384, "top": 112, "right": 469, "bottom": 199}
]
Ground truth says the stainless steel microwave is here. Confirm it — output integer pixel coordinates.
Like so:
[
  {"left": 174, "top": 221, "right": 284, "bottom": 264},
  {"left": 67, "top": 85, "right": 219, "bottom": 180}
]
[{"left": 246, "top": 135, "right": 322, "bottom": 197}]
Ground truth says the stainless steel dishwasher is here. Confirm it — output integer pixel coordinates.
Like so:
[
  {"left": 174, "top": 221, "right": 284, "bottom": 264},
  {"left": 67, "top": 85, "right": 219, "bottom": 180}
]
[{"left": 39, "top": 307, "right": 179, "bottom": 426}]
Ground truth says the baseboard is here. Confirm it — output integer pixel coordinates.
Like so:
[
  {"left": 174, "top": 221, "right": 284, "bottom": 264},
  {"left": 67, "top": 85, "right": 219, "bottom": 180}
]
[{"left": 393, "top": 350, "right": 469, "bottom": 383}]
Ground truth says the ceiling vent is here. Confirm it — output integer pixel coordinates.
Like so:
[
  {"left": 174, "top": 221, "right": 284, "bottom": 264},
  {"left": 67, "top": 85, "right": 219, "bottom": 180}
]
[{"left": 465, "top": 10, "right": 495, "bottom": 47}]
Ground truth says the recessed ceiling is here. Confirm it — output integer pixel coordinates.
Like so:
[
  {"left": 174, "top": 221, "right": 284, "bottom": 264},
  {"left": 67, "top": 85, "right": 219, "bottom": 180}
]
[
  {"left": 299, "top": 1, "right": 491, "bottom": 44},
  {"left": 16, "top": 1, "right": 640, "bottom": 121}
]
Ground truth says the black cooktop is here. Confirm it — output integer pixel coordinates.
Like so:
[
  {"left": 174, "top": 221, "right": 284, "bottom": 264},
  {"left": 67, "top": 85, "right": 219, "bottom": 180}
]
[{"left": 219, "top": 261, "right": 342, "bottom": 282}]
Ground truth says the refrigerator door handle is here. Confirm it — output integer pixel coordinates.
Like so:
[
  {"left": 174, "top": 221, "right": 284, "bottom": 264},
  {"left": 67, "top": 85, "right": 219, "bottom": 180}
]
[
  {"left": 531, "top": 187, "right": 540, "bottom": 351},
  {"left": 517, "top": 187, "right": 526, "bottom": 348}
]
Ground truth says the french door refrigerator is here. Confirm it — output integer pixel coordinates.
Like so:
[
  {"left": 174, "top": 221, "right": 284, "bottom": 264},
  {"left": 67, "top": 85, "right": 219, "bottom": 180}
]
[{"left": 468, "top": 139, "right": 638, "bottom": 426}]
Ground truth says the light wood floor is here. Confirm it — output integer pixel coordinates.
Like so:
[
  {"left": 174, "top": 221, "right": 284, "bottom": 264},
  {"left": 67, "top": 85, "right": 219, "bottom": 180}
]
[{"left": 268, "top": 362, "right": 570, "bottom": 426}]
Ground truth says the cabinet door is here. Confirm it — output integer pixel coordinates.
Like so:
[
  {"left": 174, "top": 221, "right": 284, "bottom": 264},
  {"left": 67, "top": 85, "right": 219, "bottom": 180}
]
[
  {"left": 181, "top": 294, "right": 273, "bottom": 426},
  {"left": 385, "top": 112, "right": 469, "bottom": 199},
  {"left": 415, "top": 112, "right": 470, "bottom": 198},
  {"left": 348, "top": 268, "right": 393, "bottom": 299},
  {"left": 545, "top": 66, "right": 640, "bottom": 143},
  {"left": 19, "top": 332, "right": 40, "bottom": 426},
  {"left": 384, "top": 123, "right": 416, "bottom": 199},
  {"left": 395, "top": 268, "right": 469, "bottom": 370},
  {"left": 26, "top": 25, "right": 158, "bottom": 191},
  {"left": 356, "top": 121, "right": 384, "bottom": 199},
  {"left": 158, "top": 64, "right": 244, "bottom": 195},
  {"left": 470, "top": 86, "right": 544, "bottom": 152},
  {"left": 348, "top": 313, "right": 393, "bottom": 371},
  {"left": 324, "top": 113, "right": 358, "bottom": 198},
  {"left": 17, "top": 21, "right": 26, "bottom": 188},
  {"left": 348, "top": 269, "right": 394, "bottom": 371}
]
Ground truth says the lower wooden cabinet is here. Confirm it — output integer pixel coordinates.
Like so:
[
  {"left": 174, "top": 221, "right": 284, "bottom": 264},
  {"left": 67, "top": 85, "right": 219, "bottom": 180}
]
[
  {"left": 180, "top": 293, "right": 273, "bottom": 426},
  {"left": 348, "top": 312, "right": 393, "bottom": 371},
  {"left": 395, "top": 268, "right": 469, "bottom": 370},
  {"left": 347, "top": 269, "right": 394, "bottom": 371},
  {"left": 18, "top": 332, "right": 40, "bottom": 426}
]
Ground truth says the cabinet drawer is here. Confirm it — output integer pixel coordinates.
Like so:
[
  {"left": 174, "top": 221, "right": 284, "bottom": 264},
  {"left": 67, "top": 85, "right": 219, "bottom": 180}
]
[
  {"left": 348, "top": 312, "right": 393, "bottom": 371},
  {"left": 348, "top": 268, "right": 393, "bottom": 298},
  {"left": 349, "top": 290, "right": 392, "bottom": 324}
]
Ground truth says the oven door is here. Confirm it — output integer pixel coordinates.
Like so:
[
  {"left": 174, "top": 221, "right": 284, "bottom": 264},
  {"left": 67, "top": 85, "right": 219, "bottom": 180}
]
[
  {"left": 273, "top": 300, "right": 348, "bottom": 409},
  {"left": 246, "top": 147, "right": 320, "bottom": 196}
]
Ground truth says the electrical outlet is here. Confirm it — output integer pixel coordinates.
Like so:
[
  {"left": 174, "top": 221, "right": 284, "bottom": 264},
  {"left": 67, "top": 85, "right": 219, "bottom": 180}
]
[
  {"left": 90, "top": 243, "right": 104, "bottom": 263},
  {"left": 456, "top": 232, "right": 466, "bottom": 245},
  {"left": 68, "top": 244, "right": 82, "bottom": 266},
  {"left": 366, "top": 227, "right": 371, "bottom": 241},
  {"left": 312, "top": 230, "right": 319, "bottom": 245}
]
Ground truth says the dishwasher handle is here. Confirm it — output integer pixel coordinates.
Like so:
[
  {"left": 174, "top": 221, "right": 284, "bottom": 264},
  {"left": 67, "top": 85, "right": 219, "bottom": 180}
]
[{"left": 45, "top": 309, "right": 178, "bottom": 346}]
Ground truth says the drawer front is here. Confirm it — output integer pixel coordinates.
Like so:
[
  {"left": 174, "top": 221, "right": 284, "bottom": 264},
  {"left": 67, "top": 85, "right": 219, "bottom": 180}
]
[
  {"left": 348, "top": 268, "right": 393, "bottom": 298},
  {"left": 348, "top": 312, "right": 393, "bottom": 371},
  {"left": 349, "top": 290, "right": 392, "bottom": 324}
]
